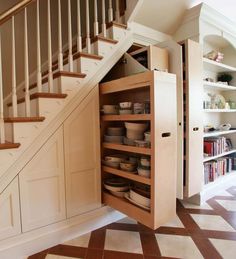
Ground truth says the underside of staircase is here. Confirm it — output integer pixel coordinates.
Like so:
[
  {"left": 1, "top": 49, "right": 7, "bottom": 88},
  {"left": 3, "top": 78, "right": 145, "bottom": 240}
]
[{"left": 0, "top": 1, "right": 133, "bottom": 194}]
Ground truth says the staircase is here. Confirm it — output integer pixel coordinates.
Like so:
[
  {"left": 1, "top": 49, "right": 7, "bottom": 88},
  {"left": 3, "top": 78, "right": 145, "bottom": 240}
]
[{"left": 0, "top": 0, "right": 134, "bottom": 194}]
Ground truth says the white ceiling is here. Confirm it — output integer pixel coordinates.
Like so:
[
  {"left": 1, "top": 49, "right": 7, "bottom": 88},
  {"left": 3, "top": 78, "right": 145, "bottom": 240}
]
[{"left": 134, "top": 0, "right": 236, "bottom": 35}]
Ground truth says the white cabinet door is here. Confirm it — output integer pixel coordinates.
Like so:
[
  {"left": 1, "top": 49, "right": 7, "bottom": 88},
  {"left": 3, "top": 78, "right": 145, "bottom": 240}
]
[
  {"left": 185, "top": 39, "right": 203, "bottom": 198},
  {"left": 64, "top": 86, "right": 101, "bottom": 218},
  {"left": 157, "top": 40, "right": 184, "bottom": 199},
  {"left": 0, "top": 177, "right": 21, "bottom": 241},
  {"left": 19, "top": 126, "right": 66, "bottom": 232}
]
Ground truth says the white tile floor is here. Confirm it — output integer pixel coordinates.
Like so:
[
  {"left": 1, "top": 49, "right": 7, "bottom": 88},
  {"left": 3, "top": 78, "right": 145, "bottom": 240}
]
[
  {"left": 210, "top": 238, "right": 236, "bottom": 259},
  {"left": 181, "top": 200, "right": 213, "bottom": 210},
  {"left": 162, "top": 215, "right": 184, "bottom": 228},
  {"left": 155, "top": 234, "right": 203, "bottom": 259},
  {"left": 104, "top": 229, "right": 143, "bottom": 254},
  {"left": 190, "top": 214, "right": 235, "bottom": 232},
  {"left": 216, "top": 199, "right": 236, "bottom": 212},
  {"left": 64, "top": 232, "right": 91, "bottom": 248},
  {"left": 46, "top": 255, "right": 81, "bottom": 259}
]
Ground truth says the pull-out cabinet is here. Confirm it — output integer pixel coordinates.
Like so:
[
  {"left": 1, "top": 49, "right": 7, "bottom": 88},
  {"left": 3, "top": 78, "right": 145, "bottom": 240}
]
[{"left": 99, "top": 71, "right": 177, "bottom": 229}]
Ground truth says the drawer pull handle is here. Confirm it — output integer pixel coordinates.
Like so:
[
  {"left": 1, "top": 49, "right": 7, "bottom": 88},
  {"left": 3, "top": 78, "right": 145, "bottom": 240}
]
[
  {"left": 193, "top": 127, "right": 199, "bottom": 131},
  {"left": 162, "top": 132, "right": 171, "bottom": 138}
]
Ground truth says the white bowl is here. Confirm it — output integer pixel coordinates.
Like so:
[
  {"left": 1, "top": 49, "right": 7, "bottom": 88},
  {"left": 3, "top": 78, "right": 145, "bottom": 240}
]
[
  {"left": 107, "top": 127, "right": 125, "bottom": 136},
  {"left": 110, "top": 190, "right": 128, "bottom": 198},
  {"left": 119, "top": 102, "right": 132, "bottom": 109},
  {"left": 126, "top": 130, "right": 144, "bottom": 140},
  {"left": 102, "top": 160, "right": 120, "bottom": 169},
  {"left": 104, "top": 135, "right": 123, "bottom": 144},
  {"left": 130, "top": 189, "right": 150, "bottom": 207},
  {"left": 120, "top": 161, "right": 137, "bottom": 172},
  {"left": 105, "top": 155, "right": 127, "bottom": 163},
  {"left": 137, "top": 167, "right": 151, "bottom": 178},
  {"left": 125, "top": 122, "right": 148, "bottom": 132},
  {"left": 104, "top": 184, "right": 129, "bottom": 192},
  {"left": 140, "top": 157, "right": 151, "bottom": 167},
  {"left": 103, "top": 105, "right": 118, "bottom": 115},
  {"left": 135, "top": 140, "right": 149, "bottom": 148}
]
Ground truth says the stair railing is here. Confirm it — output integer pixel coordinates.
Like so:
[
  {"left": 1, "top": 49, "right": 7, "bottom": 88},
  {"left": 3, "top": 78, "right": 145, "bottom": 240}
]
[{"left": 0, "top": 0, "right": 126, "bottom": 144}]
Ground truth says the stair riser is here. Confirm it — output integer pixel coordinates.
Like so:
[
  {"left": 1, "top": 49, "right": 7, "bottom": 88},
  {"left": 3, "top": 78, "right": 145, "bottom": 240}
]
[
  {"left": 8, "top": 99, "right": 38, "bottom": 118},
  {"left": 108, "top": 26, "right": 127, "bottom": 41},
  {"left": 77, "top": 57, "right": 100, "bottom": 74},
  {"left": 93, "top": 41, "right": 115, "bottom": 56},
  {"left": 59, "top": 77, "right": 84, "bottom": 94},
  {"left": 29, "top": 79, "right": 60, "bottom": 95}
]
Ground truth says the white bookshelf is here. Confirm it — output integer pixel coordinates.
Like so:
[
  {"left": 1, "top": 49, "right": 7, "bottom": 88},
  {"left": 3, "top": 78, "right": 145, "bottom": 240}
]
[
  {"left": 203, "top": 149, "right": 236, "bottom": 162},
  {"left": 203, "top": 171, "right": 236, "bottom": 189},
  {"left": 204, "top": 109, "right": 236, "bottom": 113},
  {"left": 204, "top": 130, "right": 236, "bottom": 138},
  {"left": 203, "top": 81, "right": 236, "bottom": 91},
  {"left": 203, "top": 58, "right": 236, "bottom": 73}
]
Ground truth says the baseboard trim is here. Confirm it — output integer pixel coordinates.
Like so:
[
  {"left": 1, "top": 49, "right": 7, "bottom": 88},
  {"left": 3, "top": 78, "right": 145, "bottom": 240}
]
[{"left": 0, "top": 206, "right": 125, "bottom": 259}]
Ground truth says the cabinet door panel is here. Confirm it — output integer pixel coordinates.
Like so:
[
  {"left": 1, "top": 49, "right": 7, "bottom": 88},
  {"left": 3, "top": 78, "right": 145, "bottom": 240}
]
[
  {"left": 19, "top": 127, "right": 66, "bottom": 232},
  {"left": 185, "top": 40, "right": 203, "bottom": 197},
  {"left": 64, "top": 87, "right": 101, "bottom": 218},
  {"left": 0, "top": 177, "right": 21, "bottom": 240},
  {"left": 157, "top": 40, "right": 183, "bottom": 199}
]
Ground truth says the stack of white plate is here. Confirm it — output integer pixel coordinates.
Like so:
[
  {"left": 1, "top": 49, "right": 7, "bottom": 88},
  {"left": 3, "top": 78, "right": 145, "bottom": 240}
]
[
  {"left": 125, "top": 188, "right": 150, "bottom": 210},
  {"left": 104, "top": 178, "right": 129, "bottom": 198}
]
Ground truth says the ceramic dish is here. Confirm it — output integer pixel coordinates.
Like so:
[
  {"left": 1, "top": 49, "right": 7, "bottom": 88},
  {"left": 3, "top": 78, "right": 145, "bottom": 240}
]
[
  {"left": 102, "top": 105, "right": 119, "bottom": 115},
  {"left": 110, "top": 190, "right": 128, "bottom": 198},
  {"left": 144, "top": 131, "right": 151, "bottom": 142},
  {"left": 140, "top": 157, "right": 151, "bottom": 167},
  {"left": 102, "top": 160, "right": 120, "bottom": 169},
  {"left": 104, "top": 184, "right": 129, "bottom": 192},
  {"left": 137, "top": 167, "right": 151, "bottom": 178},
  {"left": 135, "top": 140, "right": 149, "bottom": 148},
  {"left": 119, "top": 109, "right": 133, "bottom": 115},
  {"left": 130, "top": 189, "right": 151, "bottom": 207},
  {"left": 124, "top": 193, "right": 150, "bottom": 211},
  {"left": 125, "top": 122, "right": 148, "bottom": 132},
  {"left": 123, "top": 137, "right": 136, "bottom": 146},
  {"left": 104, "top": 178, "right": 129, "bottom": 187},
  {"left": 119, "top": 102, "right": 132, "bottom": 109},
  {"left": 120, "top": 161, "right": 137, "bottom": 172},
  {"left": 126, "top": 130, "right": 144, "bottom": 140},
  {"left": 104, "top": 135, "right": 123, "bottom": 144},
  {"left": 105, "top": 155, "right": 127, "bottom": 163},
  {"left": 107, "top": 127, "right": 125, "bottom": 136}
]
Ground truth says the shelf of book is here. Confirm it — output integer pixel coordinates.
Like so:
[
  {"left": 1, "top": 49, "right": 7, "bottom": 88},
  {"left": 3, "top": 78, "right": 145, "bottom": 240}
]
[
  {"left": 204, "top": 130, "right": 236, "bottom": 138},
  {"left": 203, "top": 171, "right": 236, "bottom": 189},
  {"left": 203, "top": 81, "right": 236, "bottom": 91},
  {"left": 204, "top": 109, "right": 236, "bottom": 113},
  {"left": 203, "top": 149, "right": 236, "bottom": 162}
]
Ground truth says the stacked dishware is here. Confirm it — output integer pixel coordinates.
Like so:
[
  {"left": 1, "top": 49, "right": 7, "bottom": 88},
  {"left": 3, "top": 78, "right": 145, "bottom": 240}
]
[
  {"left": 144, "top": 131, "right": 151, "bottom": 147},
  {"left": 119, "top": 102, "right": 133, "bottom": 115},
  {"left": 102, "top": 154, "right": 127, "bottom": 169},
  {"left": 104, "top": 127, "right": 125, "bottom": 144},
  {"left": 137, "top": 157, "right": 151, "bottom": 178},
  {"left": 133, "top": 103, "right": 145, "bottom": 114},
  {"left": 102, "top": 105, "right": 119, "bottom": 115},
  {"left": 104, "top": 178, "right": 129, "bottom": 198}
]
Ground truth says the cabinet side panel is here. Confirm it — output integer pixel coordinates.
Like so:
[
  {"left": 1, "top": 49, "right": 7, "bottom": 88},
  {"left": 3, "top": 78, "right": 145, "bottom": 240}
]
[
  {"left": 153, "top": 72, "right": 177, "bottom": 228},
  {"left": 64, "top": 86, "right": 101, "bottom": 218},
  {"left": 186, "top": 40, "right": 203, "bottom": 197}
]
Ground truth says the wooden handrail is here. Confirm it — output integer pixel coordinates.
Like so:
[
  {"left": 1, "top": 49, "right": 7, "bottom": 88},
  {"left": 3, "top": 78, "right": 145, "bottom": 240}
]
[{"left": 0, "top": 0, "right": 35, "bottom": 26}]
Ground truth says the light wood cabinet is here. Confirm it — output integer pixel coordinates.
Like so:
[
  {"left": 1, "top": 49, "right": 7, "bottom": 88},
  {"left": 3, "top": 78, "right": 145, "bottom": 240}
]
[
  {"left": 181, "top": 40, "right": 204, "bottom": 198},
  {"left": 64, "top": 87, "right": 101, "bottom": 218},
  {"left": 19, "top": 126, "right": 66, "bottom": 232},
  {"left": 0, "top": 177, "right": 21, "bottom": 241},
  {"left": 100, "top": 71, "right": 177, "bottom": 229}
]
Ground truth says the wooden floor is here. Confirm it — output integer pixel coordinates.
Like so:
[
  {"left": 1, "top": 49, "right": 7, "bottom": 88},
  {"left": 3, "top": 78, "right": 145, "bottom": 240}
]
[{"left": 29, "top": 186, "right": 236, "bottom": 259}]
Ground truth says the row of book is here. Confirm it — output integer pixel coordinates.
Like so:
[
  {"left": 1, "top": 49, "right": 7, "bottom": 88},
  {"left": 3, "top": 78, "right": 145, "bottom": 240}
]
[
  {"left": 204, "top": 137, "right": 232, "bottom": 157},
  {"left": 204, "top": 157, "right": 233, "bottom": 184}
]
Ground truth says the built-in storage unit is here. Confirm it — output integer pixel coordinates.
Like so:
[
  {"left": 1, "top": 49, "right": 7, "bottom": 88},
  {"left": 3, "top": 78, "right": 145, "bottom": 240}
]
[{"left": 99, "top": 70, "right": 177, "bottom": 229}]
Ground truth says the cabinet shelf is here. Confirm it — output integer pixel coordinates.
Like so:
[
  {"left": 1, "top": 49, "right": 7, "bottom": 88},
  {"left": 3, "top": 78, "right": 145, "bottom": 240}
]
[
  {"left": 203, "top": 149, "right": 236, "bottom": 162},
  {"left": 103, "top": 192, "right": 153, "bottom": 228},
  {"left": 101, "top": 114, "right": 151, "bottom": 121},
  {"left": 204, "top": 109, "right": 236, "bottom": 113},
  {"left": 204, "top": 130, "right": 236, "bottom": 138},
  {"left": 102, "top": 166, "right": 151, "bottom": 185},
  {"left": 103, "top": 142, "right": 152, "bottom": 155},
  {"left": 203, "top": 58, "right": 236, "bottom": 73},
  {"left": 203, "top": 81, "right": 236, "bottom": 91}
]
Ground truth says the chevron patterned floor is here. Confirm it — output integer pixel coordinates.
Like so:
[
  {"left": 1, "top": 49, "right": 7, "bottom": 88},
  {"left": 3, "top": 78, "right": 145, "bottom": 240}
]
[{"left": 29, "top": 186, "right": 236, "bottom": 259}]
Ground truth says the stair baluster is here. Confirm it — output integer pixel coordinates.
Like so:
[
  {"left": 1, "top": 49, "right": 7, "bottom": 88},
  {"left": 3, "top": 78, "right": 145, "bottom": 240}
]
[
  {"left": 11, "top": 16, "right": 17, "bottom": 117},
  {"left": 36, "top": 0, "right": 42, "bottom": 92},
  {"left": 68, "top": 0, "right": 73, "bottom": 72},
  {"left": 24, "top": 8, "right": 30, "bottom": 117},
  {"left": 102, "top": 0, "right": 107, "bottom": 37},
  {"left": 85, "top": 0, "right": 91, "bottom": 53},
  {"left": 0, "top": 31, "right": 5, "bottom": 144},
  {"left": 108, "top": 0, "right": 113, "bottom": 22},
  {"left": 77, "top": 0, "right": 82, "bottom": 52},
  {"left": 47, "top": 0, "right": 53, "bottom": 93},
  {"left": 94, "top": 0, "right": 99, "bottom": 36},
  {"left": 115, "top": 0, "right": 120, "bottom": 22},
  {"left": 58, "top": 0, "right": 63, "bottom": 71}
]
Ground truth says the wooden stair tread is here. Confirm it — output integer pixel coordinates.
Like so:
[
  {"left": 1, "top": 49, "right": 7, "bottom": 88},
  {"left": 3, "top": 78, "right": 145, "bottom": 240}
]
[
  {"left": 4, "top": 117, "right": 45, "bottom": 123},
  {"left": 0, "top": 142, "right": 20, "bottom": 150},
  {"left": 74, "top": 51, "right": 103, "bottom": 60},
  {"left": 92, "top": 35, "right": 118, "bottom": 44},
  {"left": 7, "top": 93, "right": 67, "bottom": 107},
  {"left": 107, "top": 21, "right": 127, "bottom": 29}
]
